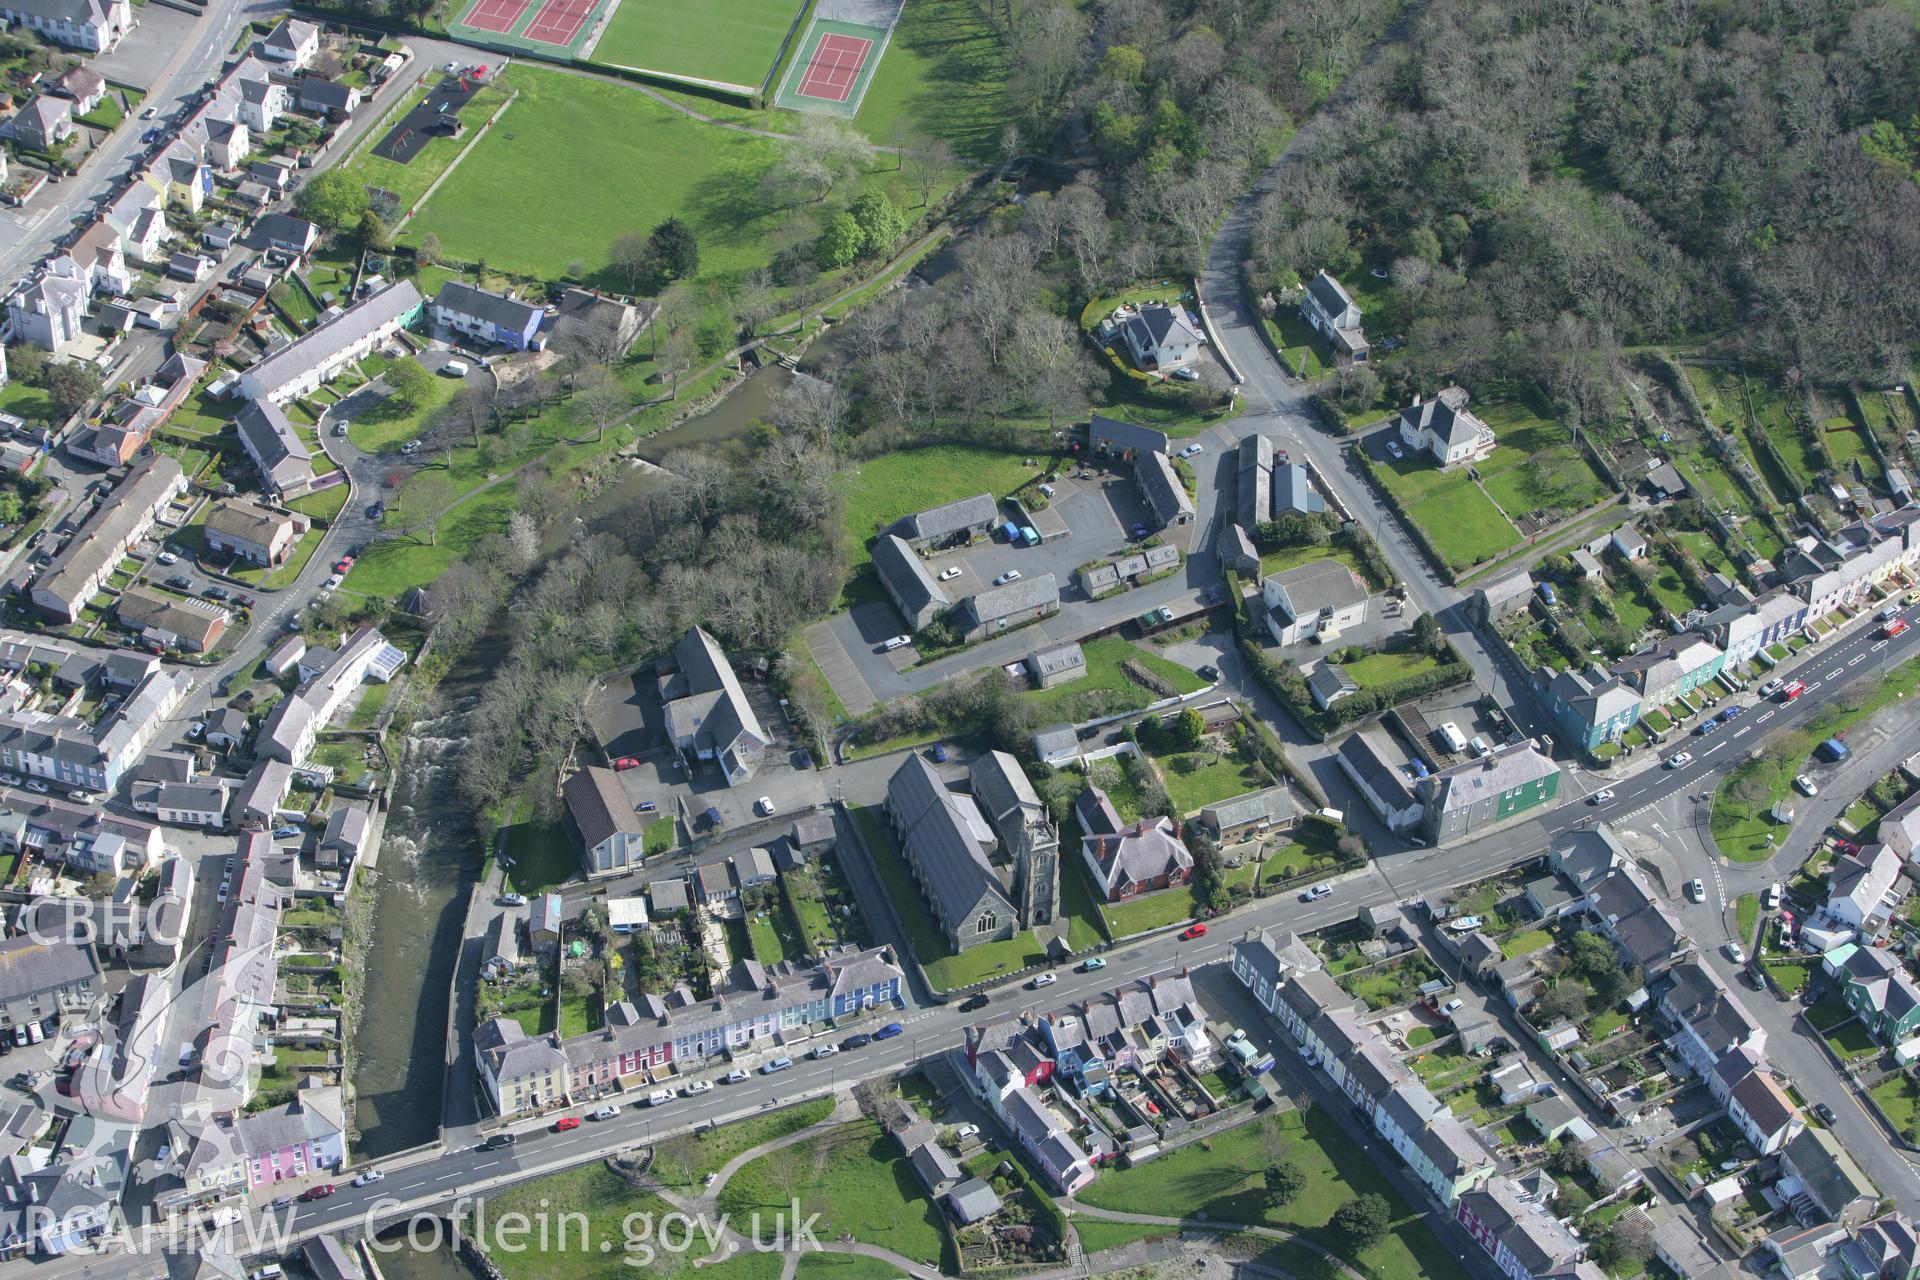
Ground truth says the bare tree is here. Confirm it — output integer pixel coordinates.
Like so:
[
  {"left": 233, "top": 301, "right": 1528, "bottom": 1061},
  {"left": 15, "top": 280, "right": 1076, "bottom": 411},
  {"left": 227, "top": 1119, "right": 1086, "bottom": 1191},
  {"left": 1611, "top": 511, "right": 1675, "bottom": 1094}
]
[
  {"left": 572, "top": 366, "right": 631, "bottom": 441},
  {"left": 730, "top": 267, "right": 777, "bottom": 340},
  {"left": 608, "top": 232, "right": 654, "bottom": 290},
  {"left": 656, "top": 327, "right": 696, "bottom": 398},
  {"left": 504, "top": 511, "right": 540, "bottom": 573},
  {"left": 771, "top": 376, "right": 849, "bottom": 447},
  {"left": 903, "top": 134, "right": 957, "bottom": 209}
]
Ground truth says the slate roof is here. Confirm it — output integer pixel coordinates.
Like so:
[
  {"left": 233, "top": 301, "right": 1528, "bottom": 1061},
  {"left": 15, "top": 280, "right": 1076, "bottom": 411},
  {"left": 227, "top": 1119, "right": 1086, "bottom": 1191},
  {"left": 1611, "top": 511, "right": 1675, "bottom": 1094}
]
[
  {"left": 1267, "top": 560, "right": 1366, "bottom": 620},
  {"left": 886, "top": 754, "right": 1010, "bottom": 933},
  {"left": 234, "top": 399, "right": 313, "bottom": 491},
  {"left": 434, "top": 281, "right": 543, "bottom": 333},
  {"left": 871, "top": 533, "right": 949, "bottom": 623},
  {"left": 242, "top": 279, "right": 421, "bottom": 400},
  {"left": 564, "top": 766, "right": 643, "bottom": 851},
  {"left": 1274, "top": 463, "right": 1325, "bottom": 514},
  {"left": 1135, "top": 449, "right": 1193, "bottom": 525},
  {"left": 1083, "top": 814, "right": 1191, "bottom": 895},
  {"left": 955, "top": 574, "right": 1058, "bottom": 630},
  {"left": 1089, "top": 413, "right": 1169, "bottom": 456},
  {"left": 1201, "top": 787, "right": 1295, "bottom": 832},
  {"left": 894, "top": 493, "right": 997, "bottom": 542},
  {"left": 1305, "top": 270, "right": 1356, "bottom": 321}
]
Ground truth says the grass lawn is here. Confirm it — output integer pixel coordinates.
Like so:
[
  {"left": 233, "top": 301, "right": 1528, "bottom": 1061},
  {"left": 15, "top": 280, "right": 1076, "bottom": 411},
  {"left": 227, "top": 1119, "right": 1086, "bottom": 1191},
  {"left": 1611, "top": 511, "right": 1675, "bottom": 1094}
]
[
  {"left": 643, "top": 816, "right": 675, "bottom": 855},
  {"left": 1262, "top": 311, "right": 1327, "bottom": 380},
  {"left": 343, "top": 484, "right": 518, "bottom": 598},
  {"left": 1871, "top": 1074, "right": 1920, "bottom": 1137},
  {"left": 1079, "top": 1106, "right": 1453, "bottom": 1280},
  {"left": 1710, "top": 654, "right": 1920, "bottom": 860},
  {"left": 289, "top": 484, "right": 351, "bottom": 523},
  {"left": 1260, "top": 541, "right": 1371, "bottom": 585},
  {"left": 1073, "top": 1220, "right": 1180, "bottom": 1254},
  {"left": 855, "top": 0, "right": 1009, "bottom": 162},
  {"left": 840, "top": 444, "right": 1045, "bottom": 545},
  {"left": 346, "top": 360, "right": 460, "bottom": 453},
  {"left": 477, "top": 1164, "right": 787, "bottom": 1280},
  {"left": 407, "top": 65, "right": 948, "bottom": 288},
  {"left": 1023, "top": 634, "right": 1207, "bottom": 723},
  {"left": 1376, "top": 464, "right": 1521, "bottom": 572},
  {"left": 1146, "top": 739, "right": 1270, "bottom": 817},
  {"left": 1099, "top": 884, "right": 1200, "bottom": 937},
  {"left": 1826, "top": 1020, "right": 1880, "bottom": 1061},
  {"left": 1806, "top": 1000, "right": 1854, "bottom": 1033},
  {"left": 347, "top": 679, "right": 393, "bottom": 730},
  {"left": 718, "top": 1119, "right": 946, "bottom": 1267},
  {"left": 1475, "top": 397, "right": 1612, "bottom": 518},
  {"left": 1501, "top": 929, "right": 1552, "bottom": 958},
  {"left": 337, "top": 76, "right": 513, "bottom": 212},
  {"left": 1735, "top": 892, "right": 1759, "bottom": 946},
  {"left": 0, "top": 380, "right": 56, "bottom": 423},
  {"left": 592, "top": 0, "right": 798, "bottom": 89},
  {"left": 501, "top": 802, "right": 579, "bottom": 894},
  {"left": 1338, "top": 646, "right": 1443, "bottom": 690},
  {"left": 1824, "top": 420, "right": 1882, "bottom": 482},
  {"left": 652, "top": 1098, "right": 835, "bottom": 1190},
  {"left": 1764, "top": 960, "right": 1812, "bottom": 996},
  {"left": 745, "top": 900, "right": 803, "bottom": 965},
  {"left": 1644, "top": 546, "right": 1705, "bottom": 618}
]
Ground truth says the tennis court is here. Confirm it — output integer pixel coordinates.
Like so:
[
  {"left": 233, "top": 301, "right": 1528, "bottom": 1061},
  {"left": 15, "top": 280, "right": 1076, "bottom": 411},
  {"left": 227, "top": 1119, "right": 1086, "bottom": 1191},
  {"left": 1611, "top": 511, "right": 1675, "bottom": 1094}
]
[
  {"left": 796, "top": 33, "right": 870, "bottom": 101},
  {"left": 586, "top": 0, "right": 804, "bottom": 93},
  {"left": 446, "top": 0, "right": 612, "bottom": 55},
  {"left": 773, "top": 12, "right": 892, "bottom": 115},
  {"left": 461, "top": 0, "right": 530, "bottom": 32},
  {"left": 525, "top": 0, "right": 596, "bottom": 44}
]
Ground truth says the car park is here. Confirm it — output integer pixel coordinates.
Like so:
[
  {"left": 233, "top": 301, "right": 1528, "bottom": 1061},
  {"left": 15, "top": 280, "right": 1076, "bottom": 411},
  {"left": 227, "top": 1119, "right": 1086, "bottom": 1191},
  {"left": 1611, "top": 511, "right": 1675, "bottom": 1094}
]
[
  {"left": 937, "top": 566, "right": 962, "bottom": 581},
  {"left": 1180, "top": 923, "right": 1208, "bottom": 940}
]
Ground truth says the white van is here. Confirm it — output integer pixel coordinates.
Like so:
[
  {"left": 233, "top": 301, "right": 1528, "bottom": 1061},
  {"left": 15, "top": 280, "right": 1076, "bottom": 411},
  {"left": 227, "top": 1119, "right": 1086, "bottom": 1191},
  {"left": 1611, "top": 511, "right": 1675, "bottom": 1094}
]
[
  {"left": 1438, "top": 722, "right": 1469, "bottom": 754},
  {"left": 442, "top": 359, "right": 470, "bottom": 377}
]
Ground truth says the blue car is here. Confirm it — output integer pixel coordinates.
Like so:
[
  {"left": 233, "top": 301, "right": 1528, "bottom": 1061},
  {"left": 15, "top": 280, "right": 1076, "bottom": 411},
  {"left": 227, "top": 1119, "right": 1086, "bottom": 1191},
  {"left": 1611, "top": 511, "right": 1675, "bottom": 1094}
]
[
  {"left": 271, "top": 825, "right": 301, "bottom": 838},
  {"left": 1694, "top": 720, "right": 1717, "bottom": 736},
  {"left": 1718, "top": 706, "right": 1741, "bottom": 722},
  {"left": 872, "top": 1023, "right": 905, "bottom": 1041}
]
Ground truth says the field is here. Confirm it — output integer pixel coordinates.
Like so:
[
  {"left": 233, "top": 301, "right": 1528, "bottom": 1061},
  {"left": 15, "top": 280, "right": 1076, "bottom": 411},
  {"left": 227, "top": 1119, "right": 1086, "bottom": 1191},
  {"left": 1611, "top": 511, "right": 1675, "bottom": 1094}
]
[
  {"left": 344, "top": 484, "right": 518, "bottom": 597},
  {"left": 717, "top": 1119, "right": 946, "bottom": 1266},
  {"left": 854, "top": 0, "right": 1009, "bottom": 162},
  {"left": 336, "top": 75, "right": 512, "bottom": 212},
  {"left": 1388, "top": 469, "right": 1521, "bottom": 571},
  {"left": 1078, "top": 1107, "right": 1453, "bottom": 1280},
  {"left": 592, "top": 0, "right": 801, "bottom": 90},
  {"left": 407, "top": 65, "right": 943, "bottom": 286},
  {"left": 1473, "top": 397, "right": 1612, "bottom": 520},
  {"left": 840, "top": 444, "right": 1046, "bottom": 545}
]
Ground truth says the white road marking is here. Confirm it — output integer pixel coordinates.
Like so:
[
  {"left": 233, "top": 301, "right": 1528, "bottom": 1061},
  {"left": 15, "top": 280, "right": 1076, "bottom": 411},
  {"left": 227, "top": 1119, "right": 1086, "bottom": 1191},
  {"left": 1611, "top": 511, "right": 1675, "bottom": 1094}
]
[
  {"left": 1758, "top": 710, "right": 1776, "bottom": 723},
  {"left": 1702, "top": 740, "right": 1725, "bottom": 755}
]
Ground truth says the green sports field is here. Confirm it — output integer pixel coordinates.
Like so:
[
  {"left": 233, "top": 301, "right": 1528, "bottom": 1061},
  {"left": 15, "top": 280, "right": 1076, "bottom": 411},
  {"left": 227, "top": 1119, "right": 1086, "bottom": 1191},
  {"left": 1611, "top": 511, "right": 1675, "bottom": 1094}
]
[{"left": 590, "top": 0, "right": 804, "bottom": 90}]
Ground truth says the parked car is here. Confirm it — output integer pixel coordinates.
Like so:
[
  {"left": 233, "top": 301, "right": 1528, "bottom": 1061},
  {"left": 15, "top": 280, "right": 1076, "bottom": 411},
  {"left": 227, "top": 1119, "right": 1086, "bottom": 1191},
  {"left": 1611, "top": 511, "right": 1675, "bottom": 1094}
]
[
  {"left": 809, "top": 1044, "right": 839, "bottom": 1060},
  {"left": 1385, "top": 439, "right": 1404, "bottom": 460},
  {"left": 334, "top": 557, "right": 356, "bottom": 573},
  {"left": 873, "top": 1023, "right": 904, "bottom": 1040},
  {"left": 1718, "top": 705, "right": 1742, "bottom": 722},
  {"left": 351, "top": 1169, "right": 384, "bottom": 1187},
  {"left": 234, "top": 593, "right": 255, "bottom": 608},
  {"left": 648, "top": 1089, "right": 676, "bottom": 1105},
  {"left": 1881, "top": 603, "right": 1903, "bottom": 621},
  {"left": 993, "top": 569, "right": 1023, "bottom": 586},
  {"left": 1196, "top": 664, "right": 1219, "bottom": 682},
  {"left": 682, "top": 1080, "right": 713, "bottom": 1095},
  {"left": 958, "top": 994, "right": 989, "bottom": 1012},
  {"left": 1664, "top": 752, "right": 1693, "bottom": 770},
  {"left": 24, "top": 781, "right": 47, "bottom": 794},
  {"left": 165, "top": 575, "right": 193, "bottom": 590},
  {"left": 881, "top": 635, "right": 911, "bottom": 652},
  {"left": 759, "top": 1057, "right": 794, "bottom": 1075},
  {"left": 1694, "top": 719, "right": 1718, "bottom": 736},
  {"left": 843, "top": 1033, "right": 874, "bottom": 1049},
  {"left": 1170, "top": 367, "right": 1200, "bottom": 382},
  {"left": 1178, "top": 443, "right": 1204, "bottom": 457},
  {"left": 1180, "top": 923, "right": 1208, "bottom": 940},
  {"left": 1300, "top": 883, "right": 1333, "bottom": 902},
  {"left": 481, "top": 1132, "right": 517, "bottom": 1150},
  {"left": 1794, "top": 774, "right": 1818, "bottom": 797},
  {"left": 1030, "top": 973, "right": 1057, "bottom": 988},
  {"left": 755, "top": 796, "right": 776, "bottom": 816},
  {"left": 300, "top": 1185, "right": 336, "bottom": 1201},
  {"left": 726, "top": 1067, "right": 751, "bottom": 1084},
  {"left": 271, "top": 826, "right": 301, "bottom": 839},
  {"left": 955, "top": 1124, "right": 980, "bottom": 1142},
  {"left": 1080, "top": 957, "right": 1108, "bottom": 972},
  {"left": 202, "top": 586, "right": 228, "bottom": 601},
  {"left": 155, "top": 551, "right": 178, "bottom": 565},
  {"left": 1440, "top": 998, "right": 1464, "bottom": 1015},
  {"left": 552, "top": 1116, "right": 581, "bottom": 1132},
  {"left": 499, "top": 893, "right": 527, "bottom": 906},
  {"left": 1814, "top": 1102, "right": 1838, "bottom": 1125},
  {"left": 612, "top": 757, "right": 640, "bottom": 771},
  {"left": 333, "top": 423, "right": 348, "bottom": 437},
  {"left": 937, "top": 566, "right": 962, "bottom": 581},
  {"left": 1759, "top": 678, "right": 1783, "bottom": 698},
  {"left": 1724, "top": 942, "right": 1746, "bottom": 963},
  {"left": 1763, "top": 883, "right": 1783, "bottom": 911}
]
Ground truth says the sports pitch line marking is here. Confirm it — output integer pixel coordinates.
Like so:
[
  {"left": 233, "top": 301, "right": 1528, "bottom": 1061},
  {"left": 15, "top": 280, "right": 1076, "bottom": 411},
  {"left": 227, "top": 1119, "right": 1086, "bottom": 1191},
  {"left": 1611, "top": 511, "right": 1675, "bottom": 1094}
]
[
  {"left": 462, "top": 0, "right": 530, "bottom": 33},
  {"left": 796, "top": 32, "right": 871, "bottom": 103}
]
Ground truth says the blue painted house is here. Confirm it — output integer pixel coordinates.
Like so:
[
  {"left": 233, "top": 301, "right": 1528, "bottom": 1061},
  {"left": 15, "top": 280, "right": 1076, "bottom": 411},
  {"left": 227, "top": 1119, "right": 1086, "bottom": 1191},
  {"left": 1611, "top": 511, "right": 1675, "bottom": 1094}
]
[
  {"left": 1539, "top": 665, "right": 1642, "bottom": 753},
  {"left": 1038, "top": 1011, "right": 1110, "bottom": 1096},
  {"left": 431, "top": 280, "right": 545, "bottom": 352}
]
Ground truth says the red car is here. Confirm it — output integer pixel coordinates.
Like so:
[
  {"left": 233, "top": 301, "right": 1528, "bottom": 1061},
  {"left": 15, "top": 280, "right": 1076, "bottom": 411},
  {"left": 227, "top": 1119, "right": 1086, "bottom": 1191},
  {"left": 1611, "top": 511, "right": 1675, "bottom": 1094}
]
[
  {"left": 1886, "top": 619, "right": 1909, "bottom": 638},
  {"left": 300, "top": 1184, "right": 337, "bottom": 1201},
  {"left": 612, "top": 757, "right": 640, "bottom": 771},
  {"left": 1779, "top": 680, "right": 1807, "bottom": 701},
  {"left": 334, "top": 556, "right": 356, "bottom": 573},
  {"left": 552, "top": 1116, "right": 581, "bottom": 1132},
  {"left": 1180, "top": 923, "right": 1208, "bottom": 941}
]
